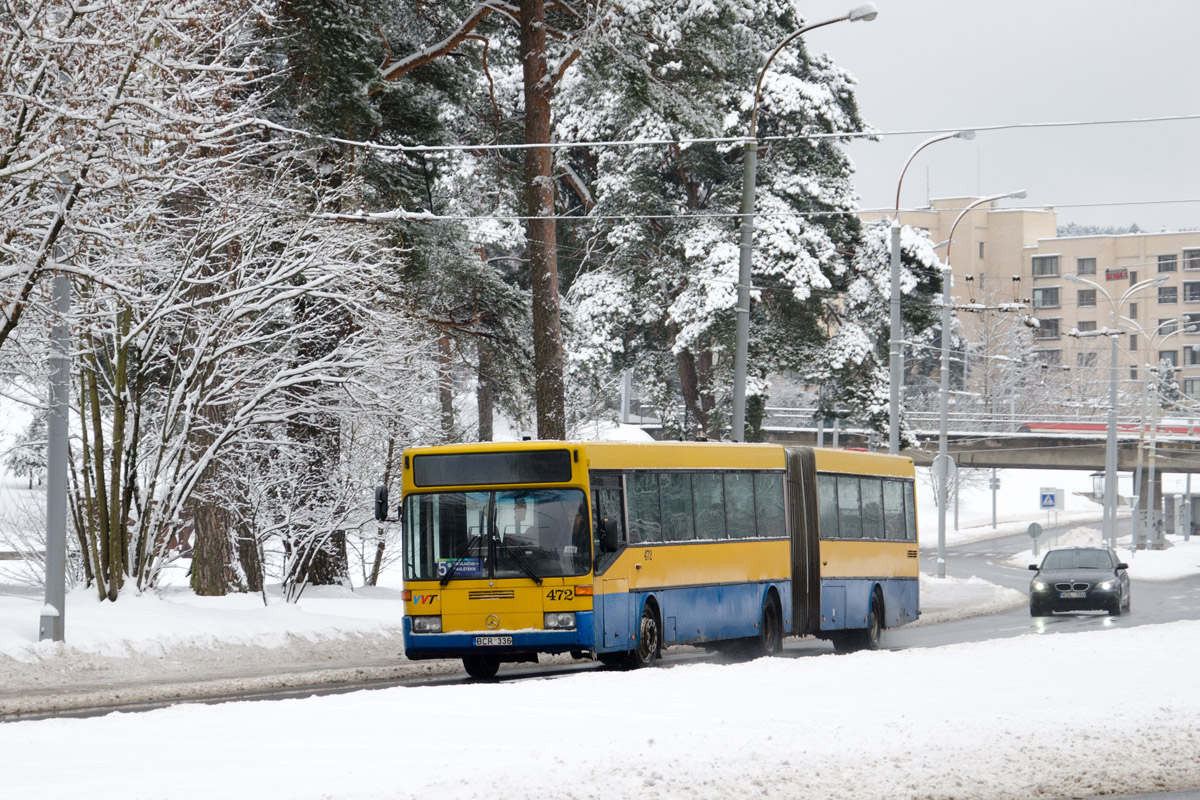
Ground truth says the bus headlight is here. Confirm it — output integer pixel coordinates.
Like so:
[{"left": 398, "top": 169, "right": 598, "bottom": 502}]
[
  {"left": 411, "top": 615, "right": 442, "bottom": 633},
  {"left": 544, "top": 612, "right": 576, "bottom": 630}
]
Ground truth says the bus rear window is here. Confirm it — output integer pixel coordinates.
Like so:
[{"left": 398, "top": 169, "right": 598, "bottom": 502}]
[{"left": 412, "top": 450, "right": 573, "bottom": 487}]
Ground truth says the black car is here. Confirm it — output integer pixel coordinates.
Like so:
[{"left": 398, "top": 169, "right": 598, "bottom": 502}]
[{"left": 1028, "top": 546, "right": 1131, "bottom": 617}]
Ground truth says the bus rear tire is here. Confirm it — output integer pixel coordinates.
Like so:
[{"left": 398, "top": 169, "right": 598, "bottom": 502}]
[
  {"left": 861, "top": 591, "right": 883, "bottom": 651},
  {"left": 462, "top": 655, "right": 500, "bottom": 680}
]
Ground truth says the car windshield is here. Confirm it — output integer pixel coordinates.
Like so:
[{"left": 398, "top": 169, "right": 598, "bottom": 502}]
[
  {"left": 1040, "top": 549, "right": 1113, "bottom": 570},
  {"left": 403, "top": 488, "right": 591, "bottom": 582}
]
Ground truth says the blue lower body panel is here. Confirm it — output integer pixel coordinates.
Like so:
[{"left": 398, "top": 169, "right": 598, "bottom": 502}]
[
  {"left": 403, "top": 612, "right": 595, "bottom": 660},
  {"left": 596, "top": 582, "right": 791, "bottom": 654},
  {"left": 820, "top": 577, "right": 918, "bottom": 631}
]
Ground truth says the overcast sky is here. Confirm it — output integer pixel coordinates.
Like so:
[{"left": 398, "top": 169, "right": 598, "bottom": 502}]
[{"left": 797, "top": 0, "right": 1200, "bottom": 231}]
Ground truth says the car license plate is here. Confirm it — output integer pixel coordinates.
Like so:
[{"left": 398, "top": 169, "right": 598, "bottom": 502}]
[
  {"left": 474, "top": 636, "right": 512, "bottom": 647},
  {"left": 1059, "top": 590, "right": 1086, "bottom": 599}
]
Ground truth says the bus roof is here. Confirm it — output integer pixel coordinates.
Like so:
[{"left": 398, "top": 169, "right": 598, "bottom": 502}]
[{"left": 401, "top": 440, "right": 914, "bottom": 480}]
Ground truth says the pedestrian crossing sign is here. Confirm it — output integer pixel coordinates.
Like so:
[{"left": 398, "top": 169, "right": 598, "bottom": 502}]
[{"left": 1039, "top": 488, "right": 1063, "bottom": 511}]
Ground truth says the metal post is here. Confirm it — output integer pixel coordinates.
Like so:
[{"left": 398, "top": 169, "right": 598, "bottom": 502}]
[
  {"left": 888, "top": 222, "right": 902, "bottom": 454},
  {"left": 731, "top": 140, "right": 756, "bottom": 442},
  {"left": 1103, "top": 333, "right": 1119, "bottom": 549},
  {"left": 937, "top": 266, "right": 952, "bottom": 579},
  {"left": 991, "top": 468, "right": 998, "bottom": 529},
  {"left": 40, "top": 271, "right": 70, "bottom": 642},
  {"left": 620, "top": 368, "right": 632, "bottom": 424},
  {"left": 832, "top": 417, "right": 841, "bottom": 449}
]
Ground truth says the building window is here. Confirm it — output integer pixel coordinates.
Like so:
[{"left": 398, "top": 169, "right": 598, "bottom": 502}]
[
  {"left": 1159, "top": 286, "right": 1178, "bottom": 304},
  {"left": 1077, "top": 352, "right": 1098, "bottom": 368},
  {"left": 1130, "top": 270, "right": 1138, "bottom": 285},
  {"left": 1184, "top": 248, "right": 1200, "bottom": 270},
  {"left": 1077, "top": 320, "right": 1097, "bottom": 332},
  {"left": 1184, "top": 378, "right": 1200, "bottom": 397},
  {"left": 1158, "top": 254, "right": 1178, "bottom": 272},
  {"left": 1034, "top": 318, "right": 1060, "bottom": 339},
  {"left": 1129, "top": 334, "right": 1138, "bottom": 351},
  {"left": 1032, "top": 255, "right": 1060, "bottom": 277},
  {"left": 1131, "top": 366, "right": 1138, "bottom": 381},
  {"left": 1159, "top": 350, "right": 1179, "bottom": 366},
  {"left": 1128, "top": 302, "right": 1137, "bottom": 319},
  {"left": 1077, "top": 289, "right": 1096, "bottom": 307},
  {"left": 1187, "top": 346, "right": 1200, "bottom": 366},
  {"left": 979, "top": 242, "right": 985, "bottom": 260},
  {"left": 1185, "top": 313, "right": 1200, "bottom": 333},
  {"left": 1077, "top": 257, "right": 1097, "bottom": 276},
  {"left": 1185, "top": 282, "right": 1200, "bottom": 303},
  {"left": 1159, "top": 318, "right": 1179, "bottom": 336},
  {"left": 1037, "top": 350, "right": 1061, "bottom": 366},
  {"left": 1033, "top": 287, "right": 1060, "bottom": 309}
]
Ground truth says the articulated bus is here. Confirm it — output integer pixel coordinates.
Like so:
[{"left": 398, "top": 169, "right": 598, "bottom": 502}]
[{"left": 384, "top": 440, "right": 918, "bottom": 679}]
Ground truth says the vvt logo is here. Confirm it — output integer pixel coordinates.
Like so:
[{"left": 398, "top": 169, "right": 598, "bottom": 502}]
[{"left": 412, "top": 594, "right": 437, "bottom": 605}]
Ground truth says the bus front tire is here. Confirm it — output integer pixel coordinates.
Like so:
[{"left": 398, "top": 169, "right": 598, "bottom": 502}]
[
  {"left": 632, "top": 603, "right": 661, "bottom": 668},
  {"left": 462, "top": 655, "right": 500, "bottom": 680}
]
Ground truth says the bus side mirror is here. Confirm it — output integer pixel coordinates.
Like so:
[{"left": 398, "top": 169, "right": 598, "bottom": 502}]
[
  {"left": 599, "top": 518, "right": 620, "bottom": 553},
  {"left": 374, "top": 486, "right": 389, "bottom": 522}
]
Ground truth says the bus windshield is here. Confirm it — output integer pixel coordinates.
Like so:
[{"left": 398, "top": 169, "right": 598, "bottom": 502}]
[{"left": 403, "top": 488, "right": 591, "bottom": 582}]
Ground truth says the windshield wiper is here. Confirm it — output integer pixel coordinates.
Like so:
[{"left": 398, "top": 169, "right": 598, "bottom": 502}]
[
  {"left": 439, "top": 533, "right": 482, "bottom": 587},
  {"left": 492, "top": 533, "right": 543, "bottom": 586}
]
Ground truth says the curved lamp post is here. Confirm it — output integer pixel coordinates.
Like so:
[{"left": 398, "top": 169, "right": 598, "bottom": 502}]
[
  {"left": 934, "top": 190, "right": 1026, "bottom": 578},
  {"left": 888, "top": 131, "right": 975, "bottom": 454},
  {"left": 731, "top": 3, "right": 878, "bottom": 442},
  {"left": 1064, "top": 272, "right": 1170, "bottom": 548}
]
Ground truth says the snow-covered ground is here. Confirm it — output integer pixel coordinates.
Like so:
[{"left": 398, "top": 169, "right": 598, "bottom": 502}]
[{"left": 4, "top": 436, "right": 1200, "bottom": 796}]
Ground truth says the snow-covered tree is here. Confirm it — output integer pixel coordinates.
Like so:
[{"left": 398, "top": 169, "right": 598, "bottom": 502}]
[
  {"left": 5, "top": 414, "right": 46, "bottom": 489},
  {"left": 560, "top": 1, "right": 870, "bottom": 440}
]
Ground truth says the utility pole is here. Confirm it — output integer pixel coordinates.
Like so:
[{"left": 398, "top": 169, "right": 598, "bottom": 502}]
[{"left": 40, "top": 263, "right": 70, "bottom": 642}]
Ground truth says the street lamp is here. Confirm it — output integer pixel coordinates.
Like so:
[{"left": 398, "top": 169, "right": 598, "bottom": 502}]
[
  {"left": 933, "top": 191, "right": 1025, "bottom": 578},
  {"left": 889, "top": 131, "right": 975, "bottom": 455},
  {"left": 731, "top": 3, "right": 878, "bottom": 442},
  {"left": 1063, "top": 272, "right": 1170, "bottom": 548},
  {"left": 1114, "top": 314, "right": 1187, "bottom": 549}
]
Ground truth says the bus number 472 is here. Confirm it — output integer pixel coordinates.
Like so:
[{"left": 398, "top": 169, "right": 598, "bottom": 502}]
[{"left": 546, "top": 588, "right": 574, "bottom": 602}]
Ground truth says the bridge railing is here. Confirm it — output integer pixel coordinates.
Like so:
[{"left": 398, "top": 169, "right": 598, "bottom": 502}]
[{"left": 762, "top": 407, "right": 1200, "bottom": 439}]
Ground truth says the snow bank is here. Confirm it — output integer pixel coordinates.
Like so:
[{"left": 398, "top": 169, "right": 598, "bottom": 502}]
[{"left": 3, "top": 620, "right": 1200, "bottom": 800}]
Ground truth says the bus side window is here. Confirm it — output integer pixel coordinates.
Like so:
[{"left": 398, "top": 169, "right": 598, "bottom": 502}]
[
  {"left": 754, "top": 473, "right": 785, "bottom": 538},
  {"left": 860, "top": 478, "right": 885, "bottom": 540},
  {"left": 591, "top": 481, "right": 626, "bottom": 572},
  {"left": 817, "top": 474, "right": 839, "bottom": 538},
  {"left": 627, "top": 472, "right": 662, "bottom": 543},
  {"left": 903, "top": 481, "right": 918, "bottom": 541},
  {"left": 724, "top": 471, "right": 756, "bottom": 539},
  {"left": 883, "top": 480, "right": 906, "bottom": 540},
  {"left": 693, "top": 472, "right": 727, "bottom": 540},
  {"left": 837, "top": 476, "right": 863, "bottom": 539}
]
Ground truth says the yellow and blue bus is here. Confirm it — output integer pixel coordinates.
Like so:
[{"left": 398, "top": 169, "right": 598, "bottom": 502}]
[{"left": 384, "top": 440, "right": 918, "bottom": 679}]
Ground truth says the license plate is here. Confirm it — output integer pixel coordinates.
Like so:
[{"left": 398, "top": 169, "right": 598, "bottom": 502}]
[
  {"left": 474, "top": 636, "right": 512, "bottom": 647},
  {"left": 1059, "top": 590, "right": 1086, "bottom": 599}
]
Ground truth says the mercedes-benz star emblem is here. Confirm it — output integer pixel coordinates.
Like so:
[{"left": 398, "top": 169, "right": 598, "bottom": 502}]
[{"left": 485, "top": 614, "right": 500, "bottom": 630}]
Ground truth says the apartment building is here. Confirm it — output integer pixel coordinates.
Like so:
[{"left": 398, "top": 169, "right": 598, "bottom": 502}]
[{"left": 859, "top": 198, "right": 1200, "bottom": 400}]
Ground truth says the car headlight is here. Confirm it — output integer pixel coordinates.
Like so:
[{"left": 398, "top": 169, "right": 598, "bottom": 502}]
[
  {"left": 544, "top": 612, "right": 576, "bottom": 630},
  {"left": 1095, "top": 580, "right": 1115, "bottom": 591},
  {"left": 411, "top": 615, "right": 442, "bottom": 633},
  {"left": 1032, "top": 581, "right": 1049, "bottom": 592}
]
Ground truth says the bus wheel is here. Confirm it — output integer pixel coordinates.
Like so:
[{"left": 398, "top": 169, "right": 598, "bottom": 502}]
[
  {"left": 756, "top": 594, "right": 783, "bottom": 657},
  {"left": 862, "top": 593, "right": 883, "bottom": 651},
  {"left": 632, "top": 604, "right": 661, "bottom": 668},
  {"left": 462, "top": 655, "right": 500, "bottom": 680}
]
